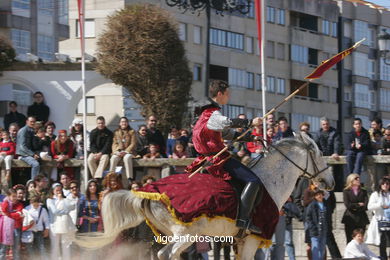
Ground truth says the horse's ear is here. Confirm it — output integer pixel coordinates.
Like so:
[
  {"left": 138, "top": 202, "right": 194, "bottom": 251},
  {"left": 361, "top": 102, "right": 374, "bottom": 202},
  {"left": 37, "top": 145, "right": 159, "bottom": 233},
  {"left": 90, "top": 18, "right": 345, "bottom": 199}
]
[{"left": 298, "top": 132, "right": 311, "bottom": 145}]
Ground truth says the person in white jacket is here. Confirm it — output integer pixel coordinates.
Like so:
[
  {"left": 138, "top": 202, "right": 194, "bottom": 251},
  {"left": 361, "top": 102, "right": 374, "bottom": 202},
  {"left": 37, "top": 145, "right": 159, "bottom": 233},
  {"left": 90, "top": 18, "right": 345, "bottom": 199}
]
[
  {"left": 345, "top": 228, "right": 380, "bottom": 260},
  {"left": 46, "top": 183, "right": 76, "bottom": 260},
  {"left": 365, "top": 177, "right": 390, "bottom": 259}
]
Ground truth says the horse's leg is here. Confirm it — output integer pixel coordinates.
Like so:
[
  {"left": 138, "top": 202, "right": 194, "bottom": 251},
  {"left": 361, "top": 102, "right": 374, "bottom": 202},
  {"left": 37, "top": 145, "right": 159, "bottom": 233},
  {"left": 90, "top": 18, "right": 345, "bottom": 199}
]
[
  {"left": 170, "top": 241, "right": 193, "bottom": 260},
  {"left": 240, "top": 236, "right": 261, "bottom": 260},
  {"left": 157, "top": 243, "right": 174, "bottom": 260}
]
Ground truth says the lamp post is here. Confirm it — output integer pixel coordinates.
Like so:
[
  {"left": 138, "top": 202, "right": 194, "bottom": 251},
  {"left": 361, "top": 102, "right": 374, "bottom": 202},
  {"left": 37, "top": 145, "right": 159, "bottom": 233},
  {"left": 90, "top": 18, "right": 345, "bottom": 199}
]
[
  {"left": 165, "top": 0, "right": 252, "bottom": 96},
  {"left": 378, "top": 29, "right": 390, "bottom": 65}
]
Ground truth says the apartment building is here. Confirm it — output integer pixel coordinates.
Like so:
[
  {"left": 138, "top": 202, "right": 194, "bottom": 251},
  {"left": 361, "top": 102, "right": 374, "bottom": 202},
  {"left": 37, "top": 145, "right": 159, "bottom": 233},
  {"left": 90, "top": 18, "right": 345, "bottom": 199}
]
[
  {"left": 337, "top": 0, "right": 390, "bottom": 134},
  {"left": 0, "top": 0, "right": 69, "bottom": 121}
]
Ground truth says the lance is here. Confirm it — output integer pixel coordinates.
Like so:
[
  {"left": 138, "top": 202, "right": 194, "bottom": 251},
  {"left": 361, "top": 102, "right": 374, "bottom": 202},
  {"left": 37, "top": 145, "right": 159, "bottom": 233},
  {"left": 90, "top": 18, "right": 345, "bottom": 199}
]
[{"left": 188, "top": 38, "right": 365, "bottom": 178}]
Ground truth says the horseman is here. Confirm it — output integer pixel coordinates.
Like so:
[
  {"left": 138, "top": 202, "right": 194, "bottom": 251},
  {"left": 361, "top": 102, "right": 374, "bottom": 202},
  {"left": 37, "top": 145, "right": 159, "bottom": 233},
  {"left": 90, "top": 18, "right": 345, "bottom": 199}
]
[{"left": 187, "top": 79, "right": 263, "bottom": 235}]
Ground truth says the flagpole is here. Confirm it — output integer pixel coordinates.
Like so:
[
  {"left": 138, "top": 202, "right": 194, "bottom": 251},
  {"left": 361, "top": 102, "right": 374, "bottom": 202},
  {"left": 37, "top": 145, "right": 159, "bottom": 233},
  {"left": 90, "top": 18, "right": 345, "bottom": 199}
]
[
  {"left": 77, "top": 0, "right": 88, "bottom": 190},
  {"left": 255, "top": 0, "right": 267, "bottom": 145}
]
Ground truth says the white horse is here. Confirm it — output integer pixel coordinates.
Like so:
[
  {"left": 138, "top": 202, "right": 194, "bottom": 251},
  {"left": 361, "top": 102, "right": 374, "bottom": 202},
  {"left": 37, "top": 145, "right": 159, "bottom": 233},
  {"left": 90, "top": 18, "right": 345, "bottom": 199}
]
[{"left": 78, "top": 133, "right": 334, "bottom": 260}]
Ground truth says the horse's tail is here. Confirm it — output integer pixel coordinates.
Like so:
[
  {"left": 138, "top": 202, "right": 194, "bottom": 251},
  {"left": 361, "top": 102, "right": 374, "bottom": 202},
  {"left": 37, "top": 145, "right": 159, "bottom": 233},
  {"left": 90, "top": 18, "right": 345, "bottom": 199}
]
[{"left": 76, "top": 190, "right": 145, "bottom": 248}]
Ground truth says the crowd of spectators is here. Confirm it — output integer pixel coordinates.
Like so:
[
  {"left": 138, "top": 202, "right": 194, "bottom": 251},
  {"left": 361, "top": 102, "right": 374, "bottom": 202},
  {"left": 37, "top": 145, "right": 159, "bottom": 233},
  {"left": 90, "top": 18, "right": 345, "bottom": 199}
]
[{"left": 2, "top": 91, "right": 390, "bottom": 259}]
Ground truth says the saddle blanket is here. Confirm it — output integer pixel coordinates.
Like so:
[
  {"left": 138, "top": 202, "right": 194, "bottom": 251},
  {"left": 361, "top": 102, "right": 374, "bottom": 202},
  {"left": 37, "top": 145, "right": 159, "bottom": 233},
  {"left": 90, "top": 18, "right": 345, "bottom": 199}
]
[{"left": 133, "top": 173, "right": 279, "bottom": 240}]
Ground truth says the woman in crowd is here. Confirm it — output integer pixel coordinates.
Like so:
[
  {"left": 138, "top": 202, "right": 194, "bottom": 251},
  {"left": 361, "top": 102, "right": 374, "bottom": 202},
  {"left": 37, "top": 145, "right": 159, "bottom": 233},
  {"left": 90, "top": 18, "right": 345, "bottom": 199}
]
[
  {"left": 109, "top": 117, "right": 136, "bottom": 186},
  {"left": 44, "top": 121, "right": 56, "bottom": 142},
  {"left": 69, "top": 118, "right": 88, "bottom": 160},
  {"left": 345, "top": 228, "right": 380, "bottom": 260},
  {"left": 342, "top": 173, "right": 369, "bottom": 243},
  {"left": 78, "top": 179, "right": 101, "bottom": 233},
  {"left": 0, "top": 188, "right": 24, "bottom": 260},
  {"left": 25, "top": 180, "right": 35, "bottom": 202},
  {"left": 365, "top": 177, "right": 390, "bottom": 259},
  {"left": 47, "top": 183, "right": 76, "bottom": 260},
  {"left": 246, "top": 124, "right": 264, "bottom": 158},
  {"left": 135, "top": 125, "right": 149, "bottom": 157},
  {"left": 99, "top": 172, "right": 123, "bottom": 209},
  {"left": 27, "top": 91, "right": 50, "bottom": 124},
  {"left": 14, "top": 184, "right": 28, "bottom": 207},
  {"left": 50, "top": 130, "right": 74, "bottom": 180}
]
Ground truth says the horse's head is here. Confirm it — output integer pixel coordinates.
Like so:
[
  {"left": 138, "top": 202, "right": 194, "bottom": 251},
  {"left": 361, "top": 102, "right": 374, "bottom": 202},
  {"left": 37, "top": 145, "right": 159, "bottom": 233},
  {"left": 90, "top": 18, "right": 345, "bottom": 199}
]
[{"left": 296, "top": 132, "right": 335, "bottom": 191}]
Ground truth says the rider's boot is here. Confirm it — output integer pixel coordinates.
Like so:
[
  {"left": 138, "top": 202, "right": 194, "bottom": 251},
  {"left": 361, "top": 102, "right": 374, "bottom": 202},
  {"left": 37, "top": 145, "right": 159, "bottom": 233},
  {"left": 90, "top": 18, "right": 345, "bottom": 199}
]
[{"left": 236, "top": 182, "right": 263, "bottom": 235}]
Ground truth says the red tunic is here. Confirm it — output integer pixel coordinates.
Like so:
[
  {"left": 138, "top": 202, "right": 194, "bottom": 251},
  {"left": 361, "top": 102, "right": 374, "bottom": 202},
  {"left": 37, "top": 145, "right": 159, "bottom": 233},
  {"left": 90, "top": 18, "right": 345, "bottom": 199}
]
[
  {"left": 0, "top": 141, "right": 16, "bottom": 156},
  {"left": 186, "top": 107, "right": 231, "bottom": 180}
]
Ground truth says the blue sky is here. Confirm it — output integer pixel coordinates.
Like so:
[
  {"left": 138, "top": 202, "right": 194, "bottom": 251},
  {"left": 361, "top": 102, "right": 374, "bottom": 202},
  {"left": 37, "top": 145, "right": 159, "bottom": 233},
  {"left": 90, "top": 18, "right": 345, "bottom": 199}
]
[{"left": 369, "top": 0, "right": 390, "bottom": 8}]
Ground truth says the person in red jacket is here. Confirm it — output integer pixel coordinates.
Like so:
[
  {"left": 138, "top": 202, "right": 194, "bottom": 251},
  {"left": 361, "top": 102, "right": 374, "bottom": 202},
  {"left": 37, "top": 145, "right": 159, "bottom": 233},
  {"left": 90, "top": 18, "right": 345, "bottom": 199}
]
[
  {"left": 50, "top": 130, "right": 74, "bottom": 180},
  {"left": 247, "top": 125, "right": 264, "bottom": 158},
  {"left": 0, "top": 131, "right": 16, "bottom": 183},
  {"left": 0, "top": 188, "right": 24, "bottom": 260},
  {"left": 186, "top": 80, "right": 263, "bottom": 235}
]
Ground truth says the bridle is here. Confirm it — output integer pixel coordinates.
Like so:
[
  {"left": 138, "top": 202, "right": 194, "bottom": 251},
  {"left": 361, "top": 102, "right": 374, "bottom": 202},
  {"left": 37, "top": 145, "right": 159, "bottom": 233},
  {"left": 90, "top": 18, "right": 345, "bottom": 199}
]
[{"left": 257, "top": 137, "right": 330, "bottom": 180}]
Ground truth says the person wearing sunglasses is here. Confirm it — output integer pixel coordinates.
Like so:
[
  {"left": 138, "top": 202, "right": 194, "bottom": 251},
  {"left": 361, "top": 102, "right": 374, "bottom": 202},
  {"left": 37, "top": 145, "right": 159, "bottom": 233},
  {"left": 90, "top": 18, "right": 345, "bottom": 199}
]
[
  {"left": 366, "top": 177, "right": 390, "bottom": 259},
  {"left": 342, "top": 173, "right": 369, "bottom": 243}
]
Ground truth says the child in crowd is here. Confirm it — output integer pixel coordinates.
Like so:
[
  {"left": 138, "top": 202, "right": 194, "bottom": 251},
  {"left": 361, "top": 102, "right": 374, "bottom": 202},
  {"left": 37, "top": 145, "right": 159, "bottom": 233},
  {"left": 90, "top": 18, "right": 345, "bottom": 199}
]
[
  {"left": 170, "top": 141, "right": 188, "bottom": 174},
  {"left": 0, "top": 131, "right": 16, "bottom": 183},
  {"left": 23, "top": 196, "right": 50, "bottom": 259},
  {"left": 344, "top": 229, "right": 379, "bottom": 259},
  {"left": 143, "top": 143, "right": 161, "bottom": 160},
  {"left": 32, "top": 128, "right": 52, "bottom": 161},
  {"left": 0, "top": 188, "right": 24, "bottom": 260}
]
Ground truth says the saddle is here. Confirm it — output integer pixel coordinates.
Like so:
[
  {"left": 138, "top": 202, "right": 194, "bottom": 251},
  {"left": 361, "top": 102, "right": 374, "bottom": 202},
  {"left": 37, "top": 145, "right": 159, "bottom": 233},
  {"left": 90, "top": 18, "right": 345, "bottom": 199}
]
[{"left": 133, "top": 172, "right": 279, "bottom": 241}]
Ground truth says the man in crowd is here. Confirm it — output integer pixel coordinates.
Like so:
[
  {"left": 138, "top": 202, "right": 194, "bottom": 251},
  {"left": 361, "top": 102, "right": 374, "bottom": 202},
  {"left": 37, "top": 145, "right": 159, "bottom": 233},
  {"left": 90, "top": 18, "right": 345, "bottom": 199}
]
[
  {"left": 16, "top": 116, "right": 40, "bottom": 179},
  {"left": 3, "top": 101, "right": 26, "bottom": 130},
  {"left": 314, "top": 117, "right": 342, "bottom": 190},
  {"left": 87, "top": 116, "right": 113, "bottom": 180},
  {"left": 273, "top": 117, "right": 294, "bottom": 142},
  {"left": 146, "top": 115, "right": 166, "bottom": 157},
  {"left": 346, "top": 118, "right": 370, "bottom": 175},
  {"left": 8, "top": 123, "right": 19, "bottom": 143}
]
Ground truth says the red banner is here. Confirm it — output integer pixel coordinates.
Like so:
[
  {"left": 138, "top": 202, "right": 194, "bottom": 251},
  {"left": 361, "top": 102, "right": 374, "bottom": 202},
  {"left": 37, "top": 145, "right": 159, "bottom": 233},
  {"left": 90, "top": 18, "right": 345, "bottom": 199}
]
[{"left": 305, "top": 38, "right": 365, "bottom": 80}]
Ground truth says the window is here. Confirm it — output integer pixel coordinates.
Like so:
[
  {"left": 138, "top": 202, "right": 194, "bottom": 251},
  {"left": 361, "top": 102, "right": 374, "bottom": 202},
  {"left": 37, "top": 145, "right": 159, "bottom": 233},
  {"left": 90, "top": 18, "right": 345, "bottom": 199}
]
[
  {"left": 290, "top": 80, "right": 318, "bottom": 99},
  {"left": 322, "top": 20, "right": 330, "bottom": 35},
  {"left": 380, "top": 88, "right": 390, "bottom": 111},
  {"left": 353, "top": 20, "right": 368, "bottom": 45},
  {"left": 266, "top": 76, "right": 275, "bottom": 92},
  {"left": 354, "top": 84, "right": 370, "bottom": 109},
  {"left": 179, "top": 23, "right": 187, "bottom": 41},
  {"left": 368, "top": 60, "right": 375, "bottom": 80},
  {"left": 368, "top": 28, "right": 375, "bottom": 48},
  {"left": 246, "top": 37, "right": 253, "bottom": 54},
  {"left": 267, "top": 7, "right": 275, "bottom": 23},
  {"left": 276, "top": 43, "right": 285, "bottom": 60},
  {"left": 247, "top": 72, "right": 254, "bottom": 89},
  {"left": 344, "top": 91, "right": 351, "bottom": 101},
  {"left": 277, "top": 9, "right": 285, "bottom": 25},
  {"left": 76, "top": 97, "right": 95, "bottom": 114},
  {"left": 255, "top": 74, "right": 262, "bottom": 90},
  {"left": 224, "top": 105, "right": 244, "bottom": 118},
  {"left": 353, "top": 52, "right": 368, "bottom": 77},
  {"left": 291, "top": 44, "right": 308, "bottom": 64},
  {"left": 38, "top": 0, "right": 53, "bottom": 15},
  {"left": 12, "top": 0, "right": 30, "bottom": 17},
  {"left": 11, "top": 29, "right": 31, "bottom": 54},
  {"left": 266, "top": 41, "right": 275, "bottom": 58},
  {"left": 76, "top": 19, "right": 95, "bottom": 38},
  {"left": 210, "top": 28, "right": 244, "bottom": 50},
  {"left": 344, "top": 22, "right": 352, "bottom": 38},
  {"left": 247, "top": 1, "right": 255, "bottom": 18},
  {"left": 58, "top": 0, "right": 68, "bottom": 25},
  {"left": 276, "top": 78, "right": 285, "bottom": 94},
  {"left": 381, "top": 58, "right": 390, "bottom": 81},
  {"left": 331, "top": 22, "right": 337, "bottom": 37},
  {"left": 37, "top": 35, "right": 54, "bottom": 61},
  {"left": 193, "top": 25, "right": 201, "bottom": 44},
  {"left": 193, "top": 64, "right": 202, "bottom": 81}
]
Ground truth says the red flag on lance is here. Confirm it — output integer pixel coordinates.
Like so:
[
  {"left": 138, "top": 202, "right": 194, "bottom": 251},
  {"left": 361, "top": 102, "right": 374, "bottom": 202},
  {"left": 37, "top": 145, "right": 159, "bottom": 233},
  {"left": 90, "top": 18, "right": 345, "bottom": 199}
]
[{"left": 305, "top": 38, "right": 365, "bottom": 80}]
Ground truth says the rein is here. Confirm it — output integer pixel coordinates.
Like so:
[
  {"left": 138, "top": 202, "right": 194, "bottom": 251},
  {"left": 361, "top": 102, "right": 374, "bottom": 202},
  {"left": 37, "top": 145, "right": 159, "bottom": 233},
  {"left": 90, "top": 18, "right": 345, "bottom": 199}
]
[{"left": 256, "top": 137, "right": 330, "bottom": 180}]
